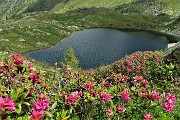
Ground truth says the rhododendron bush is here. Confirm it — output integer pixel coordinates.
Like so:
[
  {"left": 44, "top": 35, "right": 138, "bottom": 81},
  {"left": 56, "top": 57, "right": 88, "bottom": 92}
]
[{"left": 0, "top": 51, "right": 179, "bottom": 119}]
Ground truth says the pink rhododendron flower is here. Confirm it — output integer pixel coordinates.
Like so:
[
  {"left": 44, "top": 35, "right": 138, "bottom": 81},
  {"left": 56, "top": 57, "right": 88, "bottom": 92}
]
[
  {"left": 118, "top": 74, "right": 123, "bottom": 82},
  {"left": 29, "top": 73, "right": 41, "bottom": 84},
  {"left": 162, "top": 93, "right": 176, "bottom": 112},
  {"left": 64, "top": 91, "right": 82, "bottom": 105},
  {"left": 124, "top": 59, "right": 133, "bottom": 66},
  {"left": 116, "top": 105, "right": 124, "bottom": 114},
  {"left": 149, "top": 91, "right": 161, "bottom": 100},
  {"left": 84, "top": 81, "right": 94, "bottom": 90},
  {"left": 0, "top": 97, "right": 15, "bottom": 115},
  {"left": 11, "top": 54, "right": 24, "bottom": 66},
  {"left": 144, "top": 80, "right": 149, "bottom": 85},
  {"left": 103, "top": 81, "right": 110, "bottom": 87},
  {"left": 135, "top": 75, "right": 144, "bottom": 81},
  {"left": 32, "top": 94, "right": 50, "bottom": 113},
  {"left": 136, "top": 65, "right": 141, "bottom": 70},
  {"left": 121, "top": 88, "right": 131, "bottom": 101},
  {"left": 162, "top": 102, "right": 174, "bottom": 112},
  {"left": 30, "top": 110, "right": 44, "bottom": 120},
  {"left": 100, "top": 91, "right": 111, "bottom": 103},
  {"left": 144, "top": 113, "right": 153, "bottom": 120},
  {"left": 165, "top": 93, "right": 176, "bottom": 104},
  {"left": 107, "top": 107, "right": 113, "bottom": 116}
]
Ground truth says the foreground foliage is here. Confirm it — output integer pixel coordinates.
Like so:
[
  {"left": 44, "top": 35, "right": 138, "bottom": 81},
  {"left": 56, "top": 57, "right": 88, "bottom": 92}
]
[{"left": 0, "top": 51, "right": 179, "bottom": 120}]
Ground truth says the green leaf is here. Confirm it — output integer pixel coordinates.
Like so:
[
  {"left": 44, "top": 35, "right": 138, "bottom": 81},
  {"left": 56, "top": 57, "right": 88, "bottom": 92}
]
[
  {"left": 45, "top": 111, "right": 53, "bottom": 118},
  {"left": 23, "top": 102, "right": 30, "bottom": 106},
  {"left": 51, "top": 101, "right": 57, "bottom": 109},
  {"left": 15, "top": 103, "right": 22, "bottom": 114}
]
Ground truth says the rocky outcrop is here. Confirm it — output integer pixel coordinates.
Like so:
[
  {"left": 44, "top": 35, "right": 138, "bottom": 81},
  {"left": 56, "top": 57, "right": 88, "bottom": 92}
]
[{"left": 164, "top": 42, "right": 180, "bottom": 76}]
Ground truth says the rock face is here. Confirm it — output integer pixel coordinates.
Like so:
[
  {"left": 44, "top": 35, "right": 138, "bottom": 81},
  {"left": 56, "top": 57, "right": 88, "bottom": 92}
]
[{"left": 164, "top": 41, "right": 180, "bottom": 76}]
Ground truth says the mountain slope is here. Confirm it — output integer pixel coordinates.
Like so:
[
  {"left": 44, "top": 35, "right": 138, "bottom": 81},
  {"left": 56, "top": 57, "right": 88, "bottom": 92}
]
[
  {"left": 51, "top": 0, "right": 133, "bottom": 13},
  {"left": 0, "top": 0, "right": 35, "bottom": 20}
]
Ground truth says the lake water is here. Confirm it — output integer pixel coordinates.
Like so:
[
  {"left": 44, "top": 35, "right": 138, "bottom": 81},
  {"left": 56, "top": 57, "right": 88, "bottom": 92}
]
[{"left": 26, "top": 28, "right": 170, "bottom": 69}]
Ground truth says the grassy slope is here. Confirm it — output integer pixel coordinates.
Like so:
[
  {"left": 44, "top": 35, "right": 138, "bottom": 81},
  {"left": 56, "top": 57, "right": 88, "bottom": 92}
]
[
  {"left": 0, "top": 0, "right": 37, "bottom": 20},
  {"left": 52, "top": 0, "right": 133, "bottom": 13},
  {"left": 160, "top": 0, "right": 180, "bottom": 15}
]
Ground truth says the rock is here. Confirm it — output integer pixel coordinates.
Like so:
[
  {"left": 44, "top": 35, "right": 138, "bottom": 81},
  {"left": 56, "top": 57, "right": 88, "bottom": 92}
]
[{"left": 164, "top": 41, "right": 180, "bottom": 70}]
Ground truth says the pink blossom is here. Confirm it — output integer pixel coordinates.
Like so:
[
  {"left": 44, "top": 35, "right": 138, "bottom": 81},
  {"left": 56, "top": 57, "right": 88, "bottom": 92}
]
[
  {"left": 144, "top": 80, "right": 149, "bottom": 85},
  {"left": 165, "top": 93, "right": 176, "bottom": 104},
  {"left": 69, "top": 91, "right": 79, "bottom": 102},
  {"left": 141, "top": 93, "right": 147, "bottom": 98},
  {"left": 30, "top": 110, "right": 44, "bottom": 120},
  {"left": 0, "top": 97, "right": 15, "bottom": 112},
  {"left": 32, "top": 94, "right": 50, "bottom": 112},
  {"left": 64, "top": 91, "right": 82, "bottom": 105},
  {"left": 29, "top": 73, "right": 41, "bottom": 84},
  {"left": 149, "top": 91, "right": 161, "bottom": 100},
  {"left": 155, "top": 57, "right": 159, "bottom": 61},
  {"left": 125, "top": 60, "right": 133, "bottom": 66},
  {"left": 84, "top": 82, "right": 94, "bottom": 90},
  {"left": 118, "top": 74, "right": 123, "bottom": 82},
  {"left": 135, "top": 75, "right": 144, "bottom": 81},
  {"left": 162, "top": 93, "right": 176, "bottom": 112},
  {"left": 116, "top": 105, "right": 124, "bottom": 114},
  {"left": 107, "top": 107, "right": 113, "bottom": 116},
  {"left": 100, "top": 91, "right": 111, "bottom": 103},
  {"left": 144, "top": 113, "right": 153, "bottom": 120},
  {"left": 11, "top": 54, "right": 24, "bottom": 66},
  {"left": 103, "top": 81, "right": 110, "bottom": 87},
  {"left": 121, "top": 88, "right": 131, "bottom": 101},
  {"left": 162, "top": 102, "right": 174, "bottom": 112},
  {"left": 136, "top": 66, "right": 141, "bottom": 70}
]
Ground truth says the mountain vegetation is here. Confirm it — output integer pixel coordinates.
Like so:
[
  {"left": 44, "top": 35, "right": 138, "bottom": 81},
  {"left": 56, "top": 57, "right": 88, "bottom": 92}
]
[{"left": 0, "top": 0, "right": 179, "bottom": 119}]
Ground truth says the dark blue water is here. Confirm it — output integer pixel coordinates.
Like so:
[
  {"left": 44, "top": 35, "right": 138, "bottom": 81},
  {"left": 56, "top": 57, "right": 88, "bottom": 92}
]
[{"left": 26, "top": 28, "right": 169, "bottom": 69}]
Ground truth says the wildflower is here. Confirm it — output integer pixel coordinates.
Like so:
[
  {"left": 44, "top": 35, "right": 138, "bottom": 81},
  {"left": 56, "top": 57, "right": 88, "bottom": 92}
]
[
  {"left": 165, "top": 93, "right": 176, "bottom": 104},
  {"left": 162, "top": 93, "right": 176, "bottom": 112},
  {"left": 144, "top": 113, "right": 153, "bottom": 120},
  {"left": 100, "top": 91, "right": 111, "bottom": 103},
  {"left": 141, "top": 87, "right": 147, "bottom": 93},
  {"left": 29, "top": 73, "right": 41, "bottom": 84},
  {"left": 11, "top": 54, "right": 24, "bottom": 66},
  {"left": 32, "top": 94, "right": 50, "bottom": 113},
  {"left": 64, "top": 91, "right": 82, "bottom": 105},
  {"left": 0, "top": 97, "right": 15, "bottom": 115},
  {"left": 107, "top": 107, "right": 113, "bottom": 116},
  {"left": 144, "top": 80, "right": 149, "bottom": 85},
  {"left": 30, "top": 110, "right": 44, "bottom": 120},
  {"left": 124, "top": 60, "right": 133, "bottom": 66},
  {"left": 136, "top": 65, "right": 141, "bottom": 70},
  {"left": 118, "top": 74, "right": 123, "bottom": 82},
  {"left": 135, "top": 75, "right": 144, "bottom": 81},
  {"left": 116, "top": 105, "right": 124, "bottom": 114},
  {"left": 103, "top": 81, "right": 110, "bottom": 87},
  {"left": 84, "top": 82, "right": 94, "bottom": 90},
  {"left": 155, "top": 57, "right": 159, "bottom": 61},
  {"left": 162, "top": 102, "right": 174, "bottom": 112},
  {"left": 141, "top": 93, "right": 147, "bottom": 98},
  {"left": 121, "top": 88, "right": 131, "bottom": 101},
  {"left": 149, "top": 91, "right": 161, "bottom": 100}
]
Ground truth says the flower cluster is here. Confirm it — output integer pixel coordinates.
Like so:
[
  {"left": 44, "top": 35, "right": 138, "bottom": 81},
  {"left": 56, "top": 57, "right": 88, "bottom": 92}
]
[
  {"left": 162, "top": 93, "right": 176, "bottom": 112},
  {"left": 11, "top": 54, "right": 24, "bottom": 66},
  {"left": 149, "top": 91, "right": 161, "bottom": 100},
  {"left": 144, "top": 113, "right": 153, "bottom": 120},
  {"left": 100, "top": 91, "right": 111, "bottom": 103},
  {"left": 63, "top": 91, "right": 82, "bottom": 105},
  {"left": 0, "top": 97, "right": 15, "bottom": 115},
  {"left": 31, "top": 94, "right": 50, "bottom": 120},
  {"left": 121, "top": 88, "right": 131, "bottom": 101}
]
